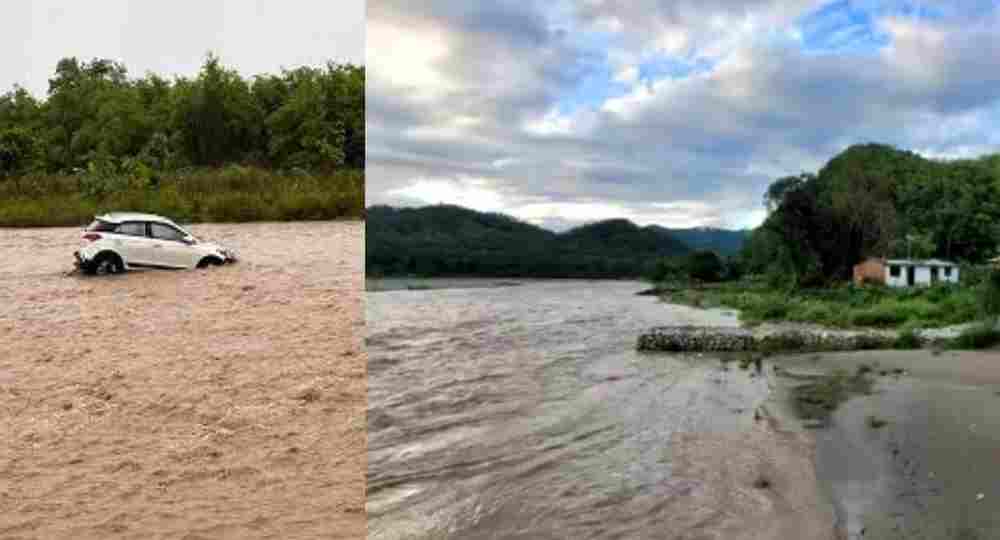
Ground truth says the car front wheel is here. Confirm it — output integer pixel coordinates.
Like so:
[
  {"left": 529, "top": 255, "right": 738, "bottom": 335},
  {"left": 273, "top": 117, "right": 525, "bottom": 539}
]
[{"left": 197, "top": 256, "right": 224, "bottom": 269}]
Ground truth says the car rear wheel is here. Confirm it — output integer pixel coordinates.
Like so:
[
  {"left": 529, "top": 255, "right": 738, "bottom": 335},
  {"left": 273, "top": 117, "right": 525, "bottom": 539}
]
[{"left": 89, "top": 253, "right": 125, "bottom": 276}]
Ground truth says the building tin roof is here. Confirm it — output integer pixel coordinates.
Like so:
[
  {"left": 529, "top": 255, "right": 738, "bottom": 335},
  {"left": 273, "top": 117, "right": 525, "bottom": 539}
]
[{"left": 885, "top": 259, "right": 958, "bottom": 267}]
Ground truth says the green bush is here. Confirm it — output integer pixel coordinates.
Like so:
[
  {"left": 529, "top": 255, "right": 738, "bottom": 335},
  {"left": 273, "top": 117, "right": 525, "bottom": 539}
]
[
  {"left": 0, "top": 165, "right": 363, "bottom": 227},
  {"left": 894, "top": 328, "right": 922, "bottom": 349},
  {"left": 787, "top": 301, "right": 837, "bottom": 325},
  {"left": 663, "top": 281, "right": 982, "bottom": 330},
  {"left": 950, "top": 323, "right": 1000, "bottom": 350},
  {"left": 849, "top": 303, "right": 907, "bottom": 327},
  {"left": 981, "top": 269, "right": 1000, "bottom": 321}
]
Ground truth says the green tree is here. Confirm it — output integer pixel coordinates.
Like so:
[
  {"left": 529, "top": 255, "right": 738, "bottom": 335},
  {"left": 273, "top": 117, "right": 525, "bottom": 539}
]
[
  {"left": 982, "top": 268, "right": 1000, "bottom": 323},
  {"left": 172, "top": 54, "right": 263, "bottom": 166},
  {"left": 685, "top": 250, "right": 724, "bottom": 282},
  {"left": 743, "top": 144, "right": 1000, "bottom": 289},
  {"left": 0, "top": 127, "right": 42, "bottom": 193},
  {"left": 1, "top": 54, "right": 364, "bottom": 177}
]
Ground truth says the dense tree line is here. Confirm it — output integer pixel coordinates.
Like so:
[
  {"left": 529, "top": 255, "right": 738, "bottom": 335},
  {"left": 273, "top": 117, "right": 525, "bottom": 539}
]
[
  {"left": 367, "top": 205, "right": 692, "bottom": 278},
  {"left": 741, "top": 144, "right": 1000, "bottom": 287},
  {"left": 0, "top": 54, "right": 364, "bottom": 184},
  {"left": 646, "top": 250, "right": 739, "bottom": 284}
]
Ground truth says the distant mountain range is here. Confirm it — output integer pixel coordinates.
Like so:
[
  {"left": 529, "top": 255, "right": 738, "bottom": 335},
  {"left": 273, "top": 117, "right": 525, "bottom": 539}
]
[
  {"left": 367, "top": 204, "right": 747, "bottom": 278},
  {"left": 647, "top": 225, "right": 749, "bottom": 256}
]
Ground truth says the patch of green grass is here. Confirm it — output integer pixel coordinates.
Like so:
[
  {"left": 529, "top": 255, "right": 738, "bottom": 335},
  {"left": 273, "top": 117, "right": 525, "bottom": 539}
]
[
  {"left": 662, "top": 282, "right": 980, "bottom": 330},
  {"left": 788, "top": 368, "right": 874, "bottom": 424},
  {"left": 894, "top": 328, "right": 922, "bottom": 349},
  {"left": 866, "top": 415, "right": 889, "bottom": 429},
  {"left": 949, "top": 323, "right": 1000, "bottom": 350},
  {"left": 0, "top": 166, "right": 364, "bottom": 227},
  {"left": 405, "top": 283, "right": 432, "bottom": 291}
]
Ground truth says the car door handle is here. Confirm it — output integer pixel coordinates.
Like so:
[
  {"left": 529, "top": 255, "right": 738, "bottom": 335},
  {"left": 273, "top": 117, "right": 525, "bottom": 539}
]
[{"left": 153, "top": 244, "right": 163, "bottom": 248}]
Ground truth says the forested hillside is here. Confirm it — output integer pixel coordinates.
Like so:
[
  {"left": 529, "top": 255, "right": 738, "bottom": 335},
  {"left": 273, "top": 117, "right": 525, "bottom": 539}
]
[
  {"left": 366, "top": 205, "right": 691, "bottom": 278},
  {"left": 741, "top": 144, "right": 1000, "bottom": 286},
  {"left": 648, "top": 226, "right": 747, "bottom": 256}
]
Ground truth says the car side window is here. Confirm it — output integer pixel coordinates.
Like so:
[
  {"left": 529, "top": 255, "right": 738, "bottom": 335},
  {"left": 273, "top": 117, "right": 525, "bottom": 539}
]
[
  {"left": 116, "top": 222, "right": 147, "bottom": 237},
  {"left": 150, "top": 223, "right": 185, "bottom": 242}
]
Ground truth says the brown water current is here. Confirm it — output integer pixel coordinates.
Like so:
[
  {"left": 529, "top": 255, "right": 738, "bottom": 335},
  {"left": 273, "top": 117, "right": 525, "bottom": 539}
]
[
  {"left": 0, "top": 221, "right": 365, "bottom": 539},
  {"left": 367, "top": 279, "right": 839, "bottom": 540}
]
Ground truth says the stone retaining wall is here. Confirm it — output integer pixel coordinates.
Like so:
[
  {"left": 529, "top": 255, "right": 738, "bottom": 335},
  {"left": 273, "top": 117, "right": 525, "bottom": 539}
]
[{"left": 636, "top": 325, "right": 947, "bottom": 352}]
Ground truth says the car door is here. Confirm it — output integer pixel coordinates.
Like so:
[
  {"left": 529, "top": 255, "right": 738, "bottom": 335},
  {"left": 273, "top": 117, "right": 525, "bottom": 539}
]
[
  {"left": 113, "top": 221, "right": 155, "bottom": 265},
  {"left": 149, "top": 222, "right": 195, "bottom": 268}
]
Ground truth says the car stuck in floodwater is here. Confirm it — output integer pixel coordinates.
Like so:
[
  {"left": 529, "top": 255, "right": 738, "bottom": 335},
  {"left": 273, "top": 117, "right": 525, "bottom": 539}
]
[{"left": 75, "top": 212, "right": 238, "bottom": 275}]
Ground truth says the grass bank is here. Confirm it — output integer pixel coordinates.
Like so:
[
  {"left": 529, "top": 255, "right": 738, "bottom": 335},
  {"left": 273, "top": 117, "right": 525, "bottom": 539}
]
[
  {"left": 660, "top": 282, "right": 981, "bottom": 330},
  {"left": 781, "top": 365, "right": 875, "bottom": 425},
  {"left": 0, "top": 166, "right": 364, "bottom": 227}
]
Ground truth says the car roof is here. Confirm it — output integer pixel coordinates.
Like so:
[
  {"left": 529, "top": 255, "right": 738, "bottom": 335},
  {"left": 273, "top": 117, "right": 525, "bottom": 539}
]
[{"left": 96, "top": 212, "right": 178, "bottom": 225}]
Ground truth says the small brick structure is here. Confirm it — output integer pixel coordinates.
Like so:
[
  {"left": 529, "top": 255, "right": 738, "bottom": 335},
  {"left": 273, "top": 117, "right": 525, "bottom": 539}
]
[
  {"left": 854, "top": 257, "right": 960, "bottom": 287},
  {"left": 853, "top": 257, "right": 886, "bottom": 286}
]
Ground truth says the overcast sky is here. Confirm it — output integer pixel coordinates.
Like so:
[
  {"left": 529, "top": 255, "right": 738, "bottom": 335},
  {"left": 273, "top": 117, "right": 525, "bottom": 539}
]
[
  {"left": 1, "top": 0, "right": 365, "bottom": 97},
  {"left": 367, "top": 0, "right": 1000, "bottom": 231}
]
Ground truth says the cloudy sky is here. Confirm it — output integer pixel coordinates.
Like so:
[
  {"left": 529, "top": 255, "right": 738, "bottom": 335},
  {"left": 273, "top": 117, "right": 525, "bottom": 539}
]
[
  {"left": 1, "top": 1, "right": 365, "bottom": 97},
  {"left": 367, "top": 0, "right": 1000, "bottom": 231}
]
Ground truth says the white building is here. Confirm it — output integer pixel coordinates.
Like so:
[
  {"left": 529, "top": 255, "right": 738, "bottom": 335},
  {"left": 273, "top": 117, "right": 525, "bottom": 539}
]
[{"left": 883, "top": 259, "right": 960, "bottom": 287}]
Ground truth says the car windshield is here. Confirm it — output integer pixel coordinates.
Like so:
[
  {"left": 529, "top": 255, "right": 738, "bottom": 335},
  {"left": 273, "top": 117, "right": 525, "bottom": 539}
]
[{"left": 86, "top": 219, "right": 117, "bottom": 232}]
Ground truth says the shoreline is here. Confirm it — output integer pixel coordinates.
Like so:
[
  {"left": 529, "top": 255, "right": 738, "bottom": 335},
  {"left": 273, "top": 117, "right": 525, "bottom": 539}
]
[
  {"left": 0, "top": 216, "right": 366, "bottom": 230},
  {"left": 775, "top": 350, "right": 1000, "bottom": 539}
]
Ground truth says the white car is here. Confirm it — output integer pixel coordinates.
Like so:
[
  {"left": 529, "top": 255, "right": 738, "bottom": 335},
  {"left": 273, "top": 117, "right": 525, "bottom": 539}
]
[{"left": 75, "top": 212, "right": 237, "bottom": 275}]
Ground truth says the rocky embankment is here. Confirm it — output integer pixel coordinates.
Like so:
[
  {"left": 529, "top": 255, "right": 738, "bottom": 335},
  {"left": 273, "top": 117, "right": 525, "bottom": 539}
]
[{"left": 636, "top": 324, "right": 960, "bottom": 352}]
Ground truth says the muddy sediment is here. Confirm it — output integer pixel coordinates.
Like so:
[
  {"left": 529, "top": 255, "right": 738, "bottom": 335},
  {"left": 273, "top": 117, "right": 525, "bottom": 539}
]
[
  {"left": 777, "top": 350, "right": 1000, "bottom": 539},
  {"left": 664, "top": 404, "right": 840, "bottom": 540},
  {"left": 0, "top": 221, "right": 365, "bottom": 539}
]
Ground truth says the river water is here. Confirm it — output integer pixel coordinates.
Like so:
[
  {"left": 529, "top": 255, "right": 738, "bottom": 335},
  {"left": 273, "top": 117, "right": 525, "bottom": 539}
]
[
  {"left": 367, "top": 279, "right": 839, "bottom": 539},
  {"left": 1, "top": 221, "right": 365, "bottom": 539}
]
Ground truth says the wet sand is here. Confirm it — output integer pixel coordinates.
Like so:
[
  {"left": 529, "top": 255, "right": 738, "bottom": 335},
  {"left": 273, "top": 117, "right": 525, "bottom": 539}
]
[
  {"left": 0, "top": 221, "right": 365, "bottom": 539},
  {"left": 660, "top": 404, "right": 840, "bottom": 540},
  {"left": 778, "top": 349, "right": 1000, "bottom": 539}
]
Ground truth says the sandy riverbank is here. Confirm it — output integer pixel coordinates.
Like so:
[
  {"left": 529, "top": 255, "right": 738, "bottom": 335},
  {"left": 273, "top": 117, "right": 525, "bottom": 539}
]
[
  {"left": 662, "top": 401, "right": 841, "bottom": 540},
  {"left": 777, "top": 349, "right": 1000, "bottom": 539}
]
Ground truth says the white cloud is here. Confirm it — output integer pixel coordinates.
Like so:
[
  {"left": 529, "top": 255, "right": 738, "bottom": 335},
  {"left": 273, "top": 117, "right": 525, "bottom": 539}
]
[
  {"left": 523, "top": 108, "right": 578, "bottom": 136},
  {"left": 403, "top": 115, "right": 482, "bottom": 141},
  {"left": 491, "top": 157, "right": 520, "bottom": 169},
  {"left": 613, "top": 64, "right": 639, "bottom": 84},
  {"left": 878, "top": 16, "right": 948, "bottom": 88},
  {"left": 386, "top": 177, "right": 508, "bottom": 212},
  {"left": 367, "top": 18, "right": 457, "bottom": 101}
]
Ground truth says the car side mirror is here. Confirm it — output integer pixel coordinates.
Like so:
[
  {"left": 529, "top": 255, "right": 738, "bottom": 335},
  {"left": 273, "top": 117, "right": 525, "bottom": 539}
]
[{"left": 182, "top": 235, "right": 196, "bottom": 245}]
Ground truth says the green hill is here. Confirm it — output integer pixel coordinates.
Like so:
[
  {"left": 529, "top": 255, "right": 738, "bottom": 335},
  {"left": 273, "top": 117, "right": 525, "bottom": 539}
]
[
  {"left": 366, "top": 205, "right": 693, "bottom": 278},
  {"left": 744, "top": 143, "right": 1000, "bottom": 286},
  {"left": 647, "top": 226, "right": 747, "bottom": 256}
]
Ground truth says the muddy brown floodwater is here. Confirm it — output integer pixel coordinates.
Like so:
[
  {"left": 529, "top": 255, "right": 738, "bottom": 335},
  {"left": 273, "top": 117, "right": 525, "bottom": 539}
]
[
  {"left": 367, "top": 279, "right": 838, "bottom": 540},
  {"left": 0, "top": 221, "right": 365, "bottom": 540}
]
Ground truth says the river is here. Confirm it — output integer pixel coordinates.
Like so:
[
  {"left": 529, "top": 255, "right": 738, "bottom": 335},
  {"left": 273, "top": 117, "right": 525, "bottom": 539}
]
[
  {"left": 0, "top": 221, "right": 365, "bottom": 539},
  {"left": 367, "top": 279, "right": 839, "bottom": 539}
]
